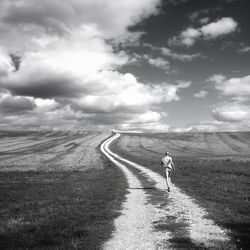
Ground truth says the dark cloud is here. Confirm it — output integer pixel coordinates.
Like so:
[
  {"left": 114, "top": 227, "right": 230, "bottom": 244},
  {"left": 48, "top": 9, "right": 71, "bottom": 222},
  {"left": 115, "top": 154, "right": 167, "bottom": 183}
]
[
  {"left": 9, "top": 53, "right": 22, "bottom": 72},
  {"left": 0, "top": 95, "right": 36, "bottom": 113},
  {"left": 2, "top": 1, "right": 72, "bottom": 35},
  {"left": 5, "top": 77, "right": 82, "bottom": 98},
  {"left": 1, "top": 68, "right": 86, "bottom": 98}
]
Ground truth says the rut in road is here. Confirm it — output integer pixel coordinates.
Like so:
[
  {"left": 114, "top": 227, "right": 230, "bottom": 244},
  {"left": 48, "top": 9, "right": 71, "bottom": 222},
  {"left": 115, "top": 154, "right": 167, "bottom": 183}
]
[{"left": 101, "top": 133, "right": 235, "bottom": 250}]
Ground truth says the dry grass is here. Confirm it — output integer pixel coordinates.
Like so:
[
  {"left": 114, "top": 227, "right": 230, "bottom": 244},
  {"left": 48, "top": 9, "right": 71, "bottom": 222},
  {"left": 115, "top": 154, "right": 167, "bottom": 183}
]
[{"left": 0, "top": 130, "right": 110, "bottom": 171}]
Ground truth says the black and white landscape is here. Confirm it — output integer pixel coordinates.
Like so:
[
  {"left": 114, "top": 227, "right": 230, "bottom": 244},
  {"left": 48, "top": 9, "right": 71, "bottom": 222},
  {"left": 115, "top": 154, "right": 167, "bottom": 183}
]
[{"left": 0, "top": 0, "right": 249, "bottom": 249}]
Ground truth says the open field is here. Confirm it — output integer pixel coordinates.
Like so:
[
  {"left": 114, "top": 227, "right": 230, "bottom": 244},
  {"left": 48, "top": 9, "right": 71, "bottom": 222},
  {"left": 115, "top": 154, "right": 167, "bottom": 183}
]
[
  {"left": 0, "top": 130, "right": 127, "bottom": 249},
  {"left": 110, "top": 131, "right": 250, "bottom": 249},
  {"left": 0, "top": 130, "right": 110, "bottom": 171},
  {"left": 1, "top": 130, "right": 250, "bottom": 249}
]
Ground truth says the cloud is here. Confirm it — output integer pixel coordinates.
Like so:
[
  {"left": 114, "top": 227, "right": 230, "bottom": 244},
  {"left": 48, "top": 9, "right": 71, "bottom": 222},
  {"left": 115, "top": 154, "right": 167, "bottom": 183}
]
[
  {"left": 174, "top": 27, "right": 201, "bottom": 46},
  {"left": 194, "top": 90, "right": 208, "bottom": 98},
  {"left": 208, "top": 74, "right": 250, "bottom": 97},
  {"left": 0, "top": 48, "right": 14, "bottom": 77},
  {"left": 119, "top": 121, "right": 170, "bottom": 132},
  {"left": 170, "top": 17, "right": 238, "bottom": 46},
  {"left": 160, "top": 47, "right": 201, "bottom": 61},
  {"left": 207, "top": 74, "right": 226, "bottom": 84},
  {"left": 188, "top": 7, "right": 221, "bottom": 22},
  {"left": 0, "top": 94, "right": 36, "bottom": 113},
  {"left": 238, "top": 46, "right": 250, "bottom": 53},
  {"left": 199, "top": 17, "right": 210, "bottom": 25},
  {"left": 206, "top": 73, "right": 250, "bottom": 130},
  {"left": 0, "top": 0, "right": 188, "bottom": 131},
  {"left": 167, "top": 0, "right": 188, "bottom": 5},
  {"left": 200, "top": 17, "right": 238, "bottom": 39},
  {"left": 1, "top": 0, "right": 161, "bottom": 40},
  {"left": 0, "top": 68, "right": 191, "bottom": 131},
  {"left": 9, "top": 52, "right": 22, "bottom": 72},
  {"left": 171, "top": 117, "right": 250, "bottom": 132},
  {"left": 74, "top": 74, "right": 191, "bottom": 113},
  {"left": 34, "top": 98, "right": 58, "bottom": 112},
  {"left": 144, "top": 55, "right": 170, "bottom": 72},
  {"left": 0, "top": 26, "right": 130, "bottom": 99},
  {"left": 212, "top": 103, "right": 250, "bottom": 122},
  {"left": 144, "top": 44, "right": 201, "bottom": 61}
]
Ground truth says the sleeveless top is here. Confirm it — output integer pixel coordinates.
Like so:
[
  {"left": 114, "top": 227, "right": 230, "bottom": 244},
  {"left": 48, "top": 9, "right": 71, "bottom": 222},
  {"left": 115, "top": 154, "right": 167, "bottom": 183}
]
[{"left": 162, "top": 156, "right": 173, "bottom": 169}]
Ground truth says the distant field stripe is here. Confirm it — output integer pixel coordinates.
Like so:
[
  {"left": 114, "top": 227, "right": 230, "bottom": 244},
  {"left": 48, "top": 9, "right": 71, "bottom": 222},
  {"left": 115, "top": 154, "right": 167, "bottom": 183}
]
[
  {"left": 0, "top": 138, "right": 34, "bottom": 149},
  {"left": 0, "top": 136, "right": 68, "bottom": 153},
  {"left": 0, "top": 131, "right": 109, "bottom": 171},
  {"left": 215, "top": 132, "right": 242, "bottom": 153},
  {"left": 107, "top": 133, "right": 235, "bottom": 249},
  {"left": 227, "top": 132, "right": 250, "bottom": 151}
]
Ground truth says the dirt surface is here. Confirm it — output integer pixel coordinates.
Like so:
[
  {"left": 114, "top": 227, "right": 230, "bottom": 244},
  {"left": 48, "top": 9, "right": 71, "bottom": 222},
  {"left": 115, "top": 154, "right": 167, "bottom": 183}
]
[
  {"left": 101, "top": 133, "right": 237, "bottom": 249},
  {"left": 101, "top": 135, "right": 172, "bottom": 249}
]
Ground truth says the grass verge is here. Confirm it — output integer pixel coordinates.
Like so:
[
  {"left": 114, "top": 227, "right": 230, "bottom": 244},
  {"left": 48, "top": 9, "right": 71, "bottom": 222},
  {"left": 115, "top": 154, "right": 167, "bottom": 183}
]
[{"left": 0, "top": 160, "right": 127, "bottom": 249}]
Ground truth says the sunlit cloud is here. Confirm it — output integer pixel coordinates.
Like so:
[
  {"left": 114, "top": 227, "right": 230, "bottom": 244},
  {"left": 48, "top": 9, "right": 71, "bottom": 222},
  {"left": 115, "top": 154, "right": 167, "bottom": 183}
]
[
  {"left": 170, "top": 17, "right": 238, "bottom": 46},
  {"left": 194, "top": 90, "right": 208, "bottom": 98}
]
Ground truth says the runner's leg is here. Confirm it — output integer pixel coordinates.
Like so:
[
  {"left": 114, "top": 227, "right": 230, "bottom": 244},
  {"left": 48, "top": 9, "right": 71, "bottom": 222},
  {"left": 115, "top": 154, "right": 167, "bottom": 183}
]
[{"left": 165, "top": 168, "right": 171, "bottom": 191}]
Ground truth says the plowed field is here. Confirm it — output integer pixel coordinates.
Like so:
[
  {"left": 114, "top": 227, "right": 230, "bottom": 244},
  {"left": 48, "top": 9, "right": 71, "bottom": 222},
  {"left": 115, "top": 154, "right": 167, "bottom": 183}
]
[{"left": 0, "top": 130, "right": 110, "bottom": 171}]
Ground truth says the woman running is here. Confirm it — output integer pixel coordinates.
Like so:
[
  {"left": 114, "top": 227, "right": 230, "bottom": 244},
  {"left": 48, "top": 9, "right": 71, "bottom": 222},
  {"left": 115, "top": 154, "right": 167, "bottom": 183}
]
[{"left": 161, "top": 151, "right": 175, "bottom": 192}]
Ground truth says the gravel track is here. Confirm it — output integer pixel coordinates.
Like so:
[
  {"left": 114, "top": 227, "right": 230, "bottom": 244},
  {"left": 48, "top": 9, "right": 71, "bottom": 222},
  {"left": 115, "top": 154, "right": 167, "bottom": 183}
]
[
  {"left": 101, "top": 133, "right": 236, "bottom": 249},
  {"left": 101, "top": 135, "right": 172, "bottom": 250}
]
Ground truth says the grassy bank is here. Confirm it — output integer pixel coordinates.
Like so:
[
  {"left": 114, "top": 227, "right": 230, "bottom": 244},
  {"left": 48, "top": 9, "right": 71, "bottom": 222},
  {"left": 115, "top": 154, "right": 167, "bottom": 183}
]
[
  {"left": 0, "top": 160, "right": 127, "bottom": 249},
  {"left": 110, "top": 132, "right": 250, "bottom": 249}
]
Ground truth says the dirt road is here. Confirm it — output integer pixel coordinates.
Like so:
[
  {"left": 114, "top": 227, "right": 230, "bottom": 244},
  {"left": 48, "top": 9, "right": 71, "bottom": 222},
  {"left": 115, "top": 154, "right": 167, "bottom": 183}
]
[{"left": 101, "top": 133, "right": 236, "bottom": 250}]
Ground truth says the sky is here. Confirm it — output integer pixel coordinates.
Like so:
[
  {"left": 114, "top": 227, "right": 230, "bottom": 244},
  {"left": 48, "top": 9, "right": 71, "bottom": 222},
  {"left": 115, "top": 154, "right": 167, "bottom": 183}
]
[{"left": 0, "top": 0, "right": 249, "bottom": 132}]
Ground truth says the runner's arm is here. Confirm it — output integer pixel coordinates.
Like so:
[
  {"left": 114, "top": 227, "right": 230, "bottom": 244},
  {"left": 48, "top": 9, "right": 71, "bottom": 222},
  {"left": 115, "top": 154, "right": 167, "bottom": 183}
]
[{"left": 171, "top": 158, "right": 175, "bottom": 170}]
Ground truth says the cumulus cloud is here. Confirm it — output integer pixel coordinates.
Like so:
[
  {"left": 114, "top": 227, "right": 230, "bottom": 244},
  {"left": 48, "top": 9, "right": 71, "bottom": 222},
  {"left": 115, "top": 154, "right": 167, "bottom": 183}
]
[
  {"left": 170, "top": 17, "right": 238, "bottom": 46},
  {"left": 173, "top": 27, "right": 201, "bottom": 46},
  {"left": 199, "top": 17, "right": 210, "bottom": 25},
  {"left": 207, "top": 74, "right": 250, "bottom": 129},
  {"left": 144, "top": 56, "right": 170, "bottom": 72},
  {"left": 0, "top": 0, "right": 161, "bottom": 40},
  {"left": 238, "top": 46, "right": 250, "bottom": 53},
  {"left": 0, "top": 94, "right": 36, "bottom": 113},
  {"left": 74, "top": 76, "right": 191, "bottom": 114},
  {"left": 208, "top": 74, "right": 250, "bottom": 97},
  {"left": 172, "top": 117, "right": 250, "bottom": 132},
  {"left": 207, "top": 74, "right": 226, "bottom": 84},
  {"left": 212, "top": 103, "right": 250, "bottom": 122},
  {"left": 194, "top": 90, "right": 208, "bottom": 98},
  {"left": 0, "top": 0, "right": 194, "bottom": 131},
  {"left": 160, "top": 47, "right": 201, "bottom": 61},
  {"left": 144, "top": 43, "right": 201, "bottom": 61},
  {"left": 200, "top": 17, "right": 238, "bottom": 38}
]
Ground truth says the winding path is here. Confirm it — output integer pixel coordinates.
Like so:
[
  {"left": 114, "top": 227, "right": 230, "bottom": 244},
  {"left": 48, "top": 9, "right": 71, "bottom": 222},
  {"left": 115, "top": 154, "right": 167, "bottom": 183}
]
[{"left": 101, "top": 133, "right": 235, "bottom": 249}]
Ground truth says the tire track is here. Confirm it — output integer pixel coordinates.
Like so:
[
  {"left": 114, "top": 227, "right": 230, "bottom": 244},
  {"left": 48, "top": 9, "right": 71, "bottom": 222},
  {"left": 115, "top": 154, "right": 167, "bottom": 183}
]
[{"left": 102, "top": 133, "right": 235, "bottom": 249}]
